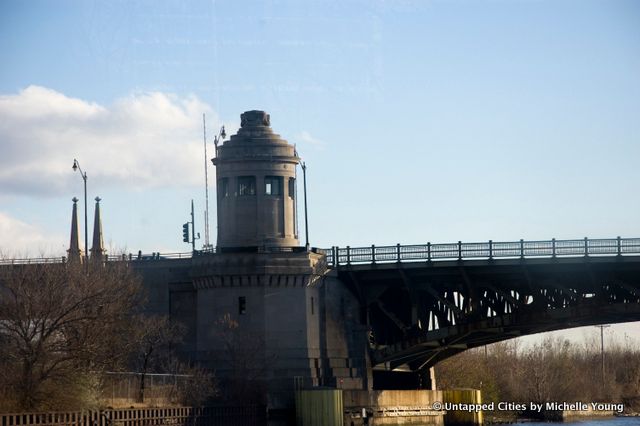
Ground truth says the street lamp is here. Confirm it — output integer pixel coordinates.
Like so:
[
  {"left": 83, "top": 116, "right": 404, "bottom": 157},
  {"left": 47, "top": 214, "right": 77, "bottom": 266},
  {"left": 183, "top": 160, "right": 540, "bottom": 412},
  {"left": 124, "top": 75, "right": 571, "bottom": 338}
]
[
  {"left": 72, "top": 159, "right": 88, "bottom": 264},
  {"left": 213, "top": 124, "right": 226, "bottom": 155}
]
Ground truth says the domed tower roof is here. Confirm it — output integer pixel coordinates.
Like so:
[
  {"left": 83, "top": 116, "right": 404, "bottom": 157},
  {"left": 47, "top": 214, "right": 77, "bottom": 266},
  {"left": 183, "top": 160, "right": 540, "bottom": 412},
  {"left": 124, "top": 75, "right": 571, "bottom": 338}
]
[
  {"left": 213, "top": 110, "right": 296, "bottom": 163},
  {"left": 213, "top": 110, "right": 300, "bottom": 249}
]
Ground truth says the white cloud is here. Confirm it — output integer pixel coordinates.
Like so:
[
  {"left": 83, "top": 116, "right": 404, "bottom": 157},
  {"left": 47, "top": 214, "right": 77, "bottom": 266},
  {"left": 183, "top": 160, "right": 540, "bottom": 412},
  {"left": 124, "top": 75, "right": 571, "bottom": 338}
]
[
  {"left": 0, "top": 86, "right": 221, "bottom": 197},
  {"left": 0, "top": 211, "right": 66, "bottom": 257},
  {"left": 296, "top": 130, "right": 326, "bottom": 150}
]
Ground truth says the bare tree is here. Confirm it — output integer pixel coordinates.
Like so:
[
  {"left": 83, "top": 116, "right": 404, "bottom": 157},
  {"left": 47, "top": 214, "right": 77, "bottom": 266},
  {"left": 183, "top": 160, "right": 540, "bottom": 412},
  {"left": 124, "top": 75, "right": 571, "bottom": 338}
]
[
  {"left": 436, "top": 334, "right": 640, "bottom": 419},
  {"left": 435, "top": 347, "right": 500, "bottom": 403},
  {"left": 121, "top": 314, "right": 219, "bottom": 405},
  {"left": 0, "top": 261, "right": 141, "bottom": 411},
  {"left": 160, "top": 355, "right": 218, "bottom": 406},
  {"left": 127, "top": 314, "right": 184, "bottom": 403},
  {"left": 214, "top": 313, "right": 270, "bottom": 404}
]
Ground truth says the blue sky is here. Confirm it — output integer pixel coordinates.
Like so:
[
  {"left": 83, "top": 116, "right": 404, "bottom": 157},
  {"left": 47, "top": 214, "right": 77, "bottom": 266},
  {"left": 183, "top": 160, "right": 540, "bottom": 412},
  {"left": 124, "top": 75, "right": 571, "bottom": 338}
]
[{"left": 1, "top": 1, "right": 639, "bottom": 341}]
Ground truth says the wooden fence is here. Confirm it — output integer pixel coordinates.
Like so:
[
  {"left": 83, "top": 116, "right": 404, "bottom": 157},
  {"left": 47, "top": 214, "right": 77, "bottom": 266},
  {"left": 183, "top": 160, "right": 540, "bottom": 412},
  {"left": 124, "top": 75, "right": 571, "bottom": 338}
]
[{"left": 0, "top": 406, "right": 265, "bottom": 426}]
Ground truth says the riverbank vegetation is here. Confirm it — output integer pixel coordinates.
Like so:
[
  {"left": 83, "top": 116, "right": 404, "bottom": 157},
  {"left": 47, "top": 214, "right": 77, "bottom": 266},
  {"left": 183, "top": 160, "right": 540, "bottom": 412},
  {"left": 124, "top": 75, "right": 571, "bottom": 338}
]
[
  {"left": 436, "top": 333, "right": 640, "bottom": 417},
  {"left": 0, "top": 262, "right": 215, "bottom": 412}
]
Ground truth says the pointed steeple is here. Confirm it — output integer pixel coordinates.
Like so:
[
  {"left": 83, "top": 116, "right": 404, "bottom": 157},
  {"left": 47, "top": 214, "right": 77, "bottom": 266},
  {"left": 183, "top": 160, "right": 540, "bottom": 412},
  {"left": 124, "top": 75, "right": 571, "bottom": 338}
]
[
  {"left": 90, "top": 197, "right": 105, "bottom": 262},
  {"left": 68, "top": 197, "right": 83, "bottom": 263}
]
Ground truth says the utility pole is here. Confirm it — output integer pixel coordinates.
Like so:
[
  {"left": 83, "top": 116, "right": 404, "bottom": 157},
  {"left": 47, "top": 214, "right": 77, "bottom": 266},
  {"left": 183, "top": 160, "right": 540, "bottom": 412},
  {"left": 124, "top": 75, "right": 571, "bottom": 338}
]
[{"left": 595, "top": 324, "right": 610, "bottom": 387}]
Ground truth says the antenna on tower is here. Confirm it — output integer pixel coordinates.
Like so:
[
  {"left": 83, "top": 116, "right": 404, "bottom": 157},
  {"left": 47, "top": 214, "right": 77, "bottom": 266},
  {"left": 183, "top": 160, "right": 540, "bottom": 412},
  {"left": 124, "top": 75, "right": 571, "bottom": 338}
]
[{"left": 203, "top": 113, "right": 211, "bottom": 251}]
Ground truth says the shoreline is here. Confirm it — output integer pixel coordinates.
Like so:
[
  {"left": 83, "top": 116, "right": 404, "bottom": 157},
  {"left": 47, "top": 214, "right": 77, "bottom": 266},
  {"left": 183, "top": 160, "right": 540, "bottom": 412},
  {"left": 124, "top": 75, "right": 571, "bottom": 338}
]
[{"left": 484, "top": 409, "right": 634, "bottom": 424}]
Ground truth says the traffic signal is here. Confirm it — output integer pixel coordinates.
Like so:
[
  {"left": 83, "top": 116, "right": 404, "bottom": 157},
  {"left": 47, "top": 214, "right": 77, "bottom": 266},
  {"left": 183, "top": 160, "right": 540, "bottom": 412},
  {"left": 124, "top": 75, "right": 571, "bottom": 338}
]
[{"left": 182, "top": 223, "right": 190, "bottom": 243}]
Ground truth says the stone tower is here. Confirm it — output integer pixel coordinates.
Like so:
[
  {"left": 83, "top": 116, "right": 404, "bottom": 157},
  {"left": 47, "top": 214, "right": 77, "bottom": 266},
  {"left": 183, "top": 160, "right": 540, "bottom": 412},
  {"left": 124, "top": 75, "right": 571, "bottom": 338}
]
[
  {"left": 90, "top": 197, "right": 105, "bottom": 263},
  {"left": 67, "top": 197, "right": 83, "bottom": 263},
  {"left": 212, "top": 110, "right": 299, "bottom": 249},
  {"left": 160, "top": 110, "right": 369, "bottom": 411}
]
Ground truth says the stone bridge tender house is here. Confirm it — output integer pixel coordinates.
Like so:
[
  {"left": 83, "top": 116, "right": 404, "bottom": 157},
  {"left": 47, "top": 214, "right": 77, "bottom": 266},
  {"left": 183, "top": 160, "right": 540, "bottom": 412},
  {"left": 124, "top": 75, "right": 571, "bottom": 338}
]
[{"left": 137, "top": 111, "right": 373, "bottom": 409}]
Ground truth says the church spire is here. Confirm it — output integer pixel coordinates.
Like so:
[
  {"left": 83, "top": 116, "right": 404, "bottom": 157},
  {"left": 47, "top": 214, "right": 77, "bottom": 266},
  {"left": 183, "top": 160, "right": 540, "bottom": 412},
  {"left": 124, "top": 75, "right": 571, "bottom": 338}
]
[
  {"left": 90, "top": 197, "right": 105, "bottom": 262},
  {"left": 67, "top": 197, "right": 83, "bottom": 263}
]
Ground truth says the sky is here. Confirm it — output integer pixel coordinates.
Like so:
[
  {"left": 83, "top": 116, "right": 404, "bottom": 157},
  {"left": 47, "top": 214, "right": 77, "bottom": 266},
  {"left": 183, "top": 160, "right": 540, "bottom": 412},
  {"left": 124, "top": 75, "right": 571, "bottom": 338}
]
[{"left": 1, "top": 0, "right": 639, "bottom": 343}]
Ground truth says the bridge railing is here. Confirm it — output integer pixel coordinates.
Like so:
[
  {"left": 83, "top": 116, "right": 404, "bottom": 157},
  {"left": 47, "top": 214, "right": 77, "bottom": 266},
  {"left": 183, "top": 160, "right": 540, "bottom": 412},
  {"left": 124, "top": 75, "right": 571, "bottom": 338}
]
[
  {"left": 0, "top": 252, "right": 197, "bottom": 265},
  {"left": 325, "top": 237, "right": 640, "bottom": 266},
  {"left": 0, "top": 256, "right": 69, "bottom": 265},
  {"left": 0, "top": 246, "right": 316, "bottom": 265},
  {"left": 3, "top": 238, "right": 639, "bottom": 266}
]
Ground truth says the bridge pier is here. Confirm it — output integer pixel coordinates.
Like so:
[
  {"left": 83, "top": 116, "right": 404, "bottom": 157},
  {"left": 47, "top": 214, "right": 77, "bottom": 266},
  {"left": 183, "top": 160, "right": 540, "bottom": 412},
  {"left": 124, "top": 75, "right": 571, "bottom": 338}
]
[
  {"left": 371, "top": 366, "right": 436, "bottom": 391},
  {"left": 131, "top": 249, "right": 376, "bottom": 411}
]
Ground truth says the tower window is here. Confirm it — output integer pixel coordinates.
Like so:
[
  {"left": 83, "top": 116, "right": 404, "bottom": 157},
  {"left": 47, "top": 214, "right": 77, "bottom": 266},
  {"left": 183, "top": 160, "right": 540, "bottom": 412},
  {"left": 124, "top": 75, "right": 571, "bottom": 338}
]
[
  {"left": 239, "top": 296, "right": 246, "bottom": 315},
  {"left": 288, "top": 177, "right": 296, "bottom": 199},
  {"left": 264, "top": 176, "right": 283, "bottom": 195},
  {"left": 219, "top": 178, "right": 229, "bottom": 197},
  {"left": 238, "top": 176, "right": 256, "bottom": 196}
]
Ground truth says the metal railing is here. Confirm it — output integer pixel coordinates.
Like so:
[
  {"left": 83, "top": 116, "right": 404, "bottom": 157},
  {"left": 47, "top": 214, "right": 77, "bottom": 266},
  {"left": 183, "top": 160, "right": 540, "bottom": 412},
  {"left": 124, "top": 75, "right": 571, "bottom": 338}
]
[
  {"left": 0, "top": 252, "right": 196, "bottom": 265},
  {"left": 2, "top": 238, "right": 638, "bottom": 267},
  {"left": 0, "top": 246, "right": 319, "bottom": 265},
  {"left": 325, "top": 237, "right": 640, "bottom": 266}
]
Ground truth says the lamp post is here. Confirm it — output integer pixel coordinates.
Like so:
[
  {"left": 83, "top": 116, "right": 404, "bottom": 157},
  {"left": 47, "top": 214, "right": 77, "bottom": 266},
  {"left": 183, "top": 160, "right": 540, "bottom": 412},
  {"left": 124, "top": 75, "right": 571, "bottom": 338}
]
[
  {"left": 301, "top": 161, "right": 309, "bottom": 250},
  {"left": 212, "top": 124, "right": 226, "bottom": 157},
  {"left": 72, "top": 159, "right": 88, "bottom": 264}
]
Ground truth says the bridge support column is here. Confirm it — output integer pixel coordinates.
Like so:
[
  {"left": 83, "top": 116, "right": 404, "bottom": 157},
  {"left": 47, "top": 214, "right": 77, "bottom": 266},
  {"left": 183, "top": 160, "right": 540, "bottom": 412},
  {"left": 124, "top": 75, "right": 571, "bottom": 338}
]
[
  {"left": 418, "top": 367, "right": 436, "bottom": 390},
  {"left": 430, "top": 367, "right": 437, "bottom": 390}
]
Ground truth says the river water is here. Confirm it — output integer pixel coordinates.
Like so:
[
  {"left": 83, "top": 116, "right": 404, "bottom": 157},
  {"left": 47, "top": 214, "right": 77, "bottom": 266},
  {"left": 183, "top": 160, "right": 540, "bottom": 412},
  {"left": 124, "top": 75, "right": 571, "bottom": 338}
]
[
  {"left": 509, "top": 418, "right": 639, "bottom": 426},
  {"left": 262, "top": 417, "right": 640, "bottom": 425}
]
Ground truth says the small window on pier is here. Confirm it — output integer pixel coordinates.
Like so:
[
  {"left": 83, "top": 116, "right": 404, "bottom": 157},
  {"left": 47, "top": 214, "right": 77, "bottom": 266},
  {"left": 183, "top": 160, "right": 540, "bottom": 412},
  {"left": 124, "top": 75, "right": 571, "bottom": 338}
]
[
  {"left": 288, "top": 177, "right": 295, "bottom": 199},
  {"left": 239, "top": 296, "right": 246, "bottom": 315},
  {"left": 265, "top": 176, "right": 283, "bottom": 195},
  {"left": 219, "top": 178, "right": 229, "bottom": 197},
  {"left": 238, "top": 176, "right": 256, "bottom": 196}
]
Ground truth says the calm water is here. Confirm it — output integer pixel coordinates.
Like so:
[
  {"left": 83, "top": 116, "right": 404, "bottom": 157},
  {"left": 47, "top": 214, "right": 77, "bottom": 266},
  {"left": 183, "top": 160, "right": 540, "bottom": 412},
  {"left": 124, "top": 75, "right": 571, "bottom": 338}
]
[
  {"left": 509, "top": 418, "right": 639, "bottom": 426},
  {"left": 260, "top": 419, "right": 640, "bottom": 426},
  {"left": 260, "top": 418, "right": 640, "bottom": 426}
]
